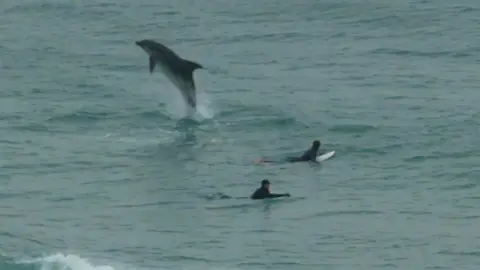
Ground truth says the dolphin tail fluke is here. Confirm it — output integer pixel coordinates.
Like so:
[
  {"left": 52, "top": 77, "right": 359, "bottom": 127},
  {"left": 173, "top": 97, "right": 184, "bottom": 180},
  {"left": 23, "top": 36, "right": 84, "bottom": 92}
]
[{"left": 149, "top": 56, "right": 156, "bottom": 73}]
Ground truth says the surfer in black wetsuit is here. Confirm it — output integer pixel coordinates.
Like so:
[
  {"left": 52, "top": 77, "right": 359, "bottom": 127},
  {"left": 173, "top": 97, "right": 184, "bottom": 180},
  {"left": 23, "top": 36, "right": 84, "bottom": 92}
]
[
  {"left": 285, "top": 140, "right": 321, "bottom": 162},
  {"left": 250, "top": 179, "right": 290, "bottom": 200},
  {"left": 254, "top": 140, "right": 322, "bottom": 164}
]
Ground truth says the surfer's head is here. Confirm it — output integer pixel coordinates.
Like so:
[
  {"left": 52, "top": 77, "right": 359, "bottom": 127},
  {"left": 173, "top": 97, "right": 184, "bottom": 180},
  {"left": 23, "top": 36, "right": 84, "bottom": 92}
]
[
  {"left": 261, "top": 179, "right": 270, "bottom": 190},
  {"left": 312, "top": 140, "right": 321, "bottom": 149}
]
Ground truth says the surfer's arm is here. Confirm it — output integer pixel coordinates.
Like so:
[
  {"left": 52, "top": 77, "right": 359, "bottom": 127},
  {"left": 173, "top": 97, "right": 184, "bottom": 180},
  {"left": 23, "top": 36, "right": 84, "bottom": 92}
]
[
  {"left": 251, "top": 189, "right": 290, "bottom": 199},
  {"left": 267, "top": 193, "right": 291, "bottom": 198}
]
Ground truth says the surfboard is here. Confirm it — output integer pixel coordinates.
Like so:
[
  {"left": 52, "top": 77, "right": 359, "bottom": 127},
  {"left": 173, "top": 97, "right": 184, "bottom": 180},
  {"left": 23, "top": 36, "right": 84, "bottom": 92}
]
[{"left": 316, "top": 150, "right": 335, "bottom": 162}]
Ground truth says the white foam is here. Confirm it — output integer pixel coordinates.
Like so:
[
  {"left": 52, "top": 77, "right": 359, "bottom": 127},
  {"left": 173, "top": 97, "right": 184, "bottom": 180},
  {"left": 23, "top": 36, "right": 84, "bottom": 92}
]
[
  {"left": 137, "top": 73, "right": 215, "bottom": 122},
  {"left": 16, "top": 253, "right": 239, "bottom": 270},
  {"left": 18, "top": 253, "right": 122, "bottom": 270},
  {"left": 163, "top": 88, "right": 215, "bottom": 122},
  {"left": 194, "top": 91, "right": 215, "bottom": 120}
]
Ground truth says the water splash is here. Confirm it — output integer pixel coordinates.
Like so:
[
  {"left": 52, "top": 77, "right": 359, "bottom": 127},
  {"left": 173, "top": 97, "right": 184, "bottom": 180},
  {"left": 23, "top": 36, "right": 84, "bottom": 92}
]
[
  {"left": 18, "top": 253, "right": 119, "bottom": 270},
  {"left": 163, "top": 88, "right": 215, "bottom": 122},
  {"left": 14, "top": 252, "right": 239, "bottom": 270}
]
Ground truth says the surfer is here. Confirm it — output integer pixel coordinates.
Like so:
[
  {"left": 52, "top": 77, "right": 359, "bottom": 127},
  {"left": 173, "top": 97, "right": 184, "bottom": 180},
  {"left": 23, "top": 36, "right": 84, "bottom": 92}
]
[
  {"left": 255, "top": 140, "right": 322, "bottom": 164},
  {"left": 285, "top": 140, "right": 321, "bottom": 163},
  {"left": 250, "top": 179, "right": 290, "bottom": 200}
]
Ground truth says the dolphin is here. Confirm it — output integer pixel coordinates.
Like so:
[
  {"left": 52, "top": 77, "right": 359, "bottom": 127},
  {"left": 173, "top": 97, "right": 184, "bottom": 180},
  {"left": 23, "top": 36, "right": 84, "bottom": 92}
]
[{"left": 135, "top": 39, "right": 203, "bottom": 109}]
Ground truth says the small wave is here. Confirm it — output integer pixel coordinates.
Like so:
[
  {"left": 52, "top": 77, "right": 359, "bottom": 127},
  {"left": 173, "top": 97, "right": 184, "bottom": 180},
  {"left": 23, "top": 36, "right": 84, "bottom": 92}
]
[
  {"left": 314, "top": 210, "right": 383, "bottom": 218},
  {"left": 4, "top": 2, "right": 76, "bottom": 14},
  {"left": 161, "top": 255, "right": 211, "bottom": 263},
  {"left": 206, "top": 197, "right": 305, "bottom": 210},
  {"left": 204, "top": 192, "right": 233, "bottom": 200},
  {"left": 11, "top": 253, "right": 128, "bottom": 270},
  {"left": 7, "top": 252, "right": 240, "bottom": 270},
  {"left": 112, "top": 200, "right": 175, "bottom": 208},
  {"left": 403, "top": 149, "right": 478, "bottom": 163},
  {"left": 135, "top": 110, "right": 173, "bottom": 122},
  {"left": 440, "top": 183, "right": 476, "bottom": 191},
  {"left": 11, "top": 122, "right": 52, "bottom": 133},
  {"left": 328, "top": 124, "right": 377, "bottom": 134},
  {"left": 218, "top": 31, "right": 313, "bottom": 45},
  {"left": 437, "top": 250, "right": 480, "bottom": 257},
  {"left": 47, "top": 110, "right": 114, "bottom": 123},
  {"left": 370, "top": 47, "right": 479, "bottom": 58},
  {"left": 398, "top": 210, "right": 433, "bottom": 216}
]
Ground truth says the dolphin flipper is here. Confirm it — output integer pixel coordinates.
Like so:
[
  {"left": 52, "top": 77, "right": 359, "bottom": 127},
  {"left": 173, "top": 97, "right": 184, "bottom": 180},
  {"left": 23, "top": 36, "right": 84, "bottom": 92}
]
[{"left": 149, "top": 57, "right": 156, "bottom": 73}]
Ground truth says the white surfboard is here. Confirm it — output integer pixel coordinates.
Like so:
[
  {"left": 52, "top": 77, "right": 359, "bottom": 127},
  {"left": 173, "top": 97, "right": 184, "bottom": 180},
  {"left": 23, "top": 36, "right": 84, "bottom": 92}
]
[{"left": 316, "top": 150, "right": 335, "bottom": 162}]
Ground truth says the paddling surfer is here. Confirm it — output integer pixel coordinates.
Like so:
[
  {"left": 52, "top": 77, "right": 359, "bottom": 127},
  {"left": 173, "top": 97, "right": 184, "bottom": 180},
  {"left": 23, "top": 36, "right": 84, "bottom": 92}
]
[
  {"left": 256, "top": 140, "right": 322, "bottom": 164},
  {"left": 250, "top": 179, "right": 290, "bottom": 200}
]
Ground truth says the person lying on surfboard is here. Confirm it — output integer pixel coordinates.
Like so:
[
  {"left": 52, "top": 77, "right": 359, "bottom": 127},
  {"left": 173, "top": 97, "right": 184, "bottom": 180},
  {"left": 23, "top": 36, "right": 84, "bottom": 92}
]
[
  {"left": 285, "top": 140, "right": 321, "bottom": 163},
  {"left": 250, "top": 179, "right": 291, "bottom": 200},
  {"left": 255, "top": 140, "right": 322, "bottom": 164}
]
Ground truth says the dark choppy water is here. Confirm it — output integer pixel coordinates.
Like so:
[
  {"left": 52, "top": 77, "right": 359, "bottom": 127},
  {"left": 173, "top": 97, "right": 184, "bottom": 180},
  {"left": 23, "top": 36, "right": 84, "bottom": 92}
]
[{"left": 1, "top": 0, "right": 479, "bottom": 269}]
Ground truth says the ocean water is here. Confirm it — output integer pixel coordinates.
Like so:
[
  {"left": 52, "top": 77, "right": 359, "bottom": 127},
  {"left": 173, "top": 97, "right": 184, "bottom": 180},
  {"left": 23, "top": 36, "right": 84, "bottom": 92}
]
[{"left": 1, "top": 0, "right": 479, "bottom": 269}]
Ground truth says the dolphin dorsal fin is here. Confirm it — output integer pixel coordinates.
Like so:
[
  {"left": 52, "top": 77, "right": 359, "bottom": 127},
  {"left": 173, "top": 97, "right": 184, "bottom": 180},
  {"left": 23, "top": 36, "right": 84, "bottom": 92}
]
[
  {"left": 182, "top": 59, "right": 203, "bottom": 72},
  {"left": 149, "top": 57, "right": 156, "bottom": 73}
]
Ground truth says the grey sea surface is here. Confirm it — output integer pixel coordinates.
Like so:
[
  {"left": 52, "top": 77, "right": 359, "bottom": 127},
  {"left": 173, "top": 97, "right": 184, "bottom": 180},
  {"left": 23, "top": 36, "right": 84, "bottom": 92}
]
[{"left": 0, "top": 0, "right": 479, "bottom": 270}]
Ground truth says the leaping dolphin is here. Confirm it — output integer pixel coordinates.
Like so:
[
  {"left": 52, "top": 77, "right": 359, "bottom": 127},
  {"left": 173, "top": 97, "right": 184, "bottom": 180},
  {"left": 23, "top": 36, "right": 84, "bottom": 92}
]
[{"left": 135, "top": 39, "right": 203, "bottom": 109}]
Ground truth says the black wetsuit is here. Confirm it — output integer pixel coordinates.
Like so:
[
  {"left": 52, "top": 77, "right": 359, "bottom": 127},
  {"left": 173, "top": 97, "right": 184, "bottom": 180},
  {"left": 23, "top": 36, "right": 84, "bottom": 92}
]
[
  {"left": 286, "top": 146, "right": 319, "bottom": 162},
  {"left": 250, "top": 187, "right": 290, "bottom": 200}
]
